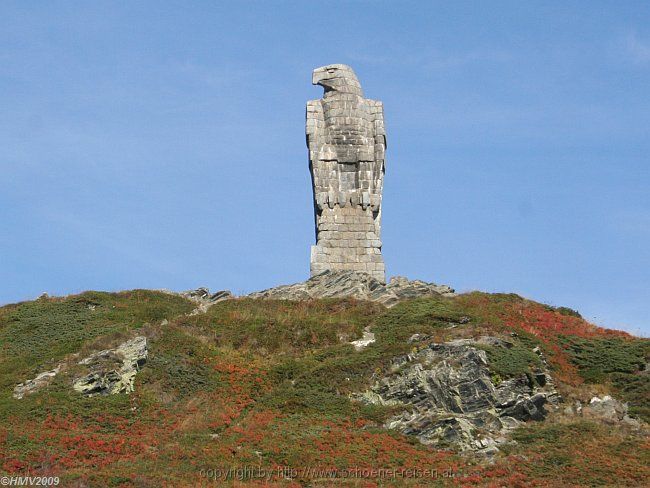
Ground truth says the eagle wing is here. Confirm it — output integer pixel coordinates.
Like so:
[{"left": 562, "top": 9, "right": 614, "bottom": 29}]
[
  {"left": 307, "top": 100, "right": 335, "bottom": 209},
  {"left": 369, "top": 100, "right": 386, "bottom": 212},
  {"left": 306, "top": 99, "right": 323, "bottom": 161}
]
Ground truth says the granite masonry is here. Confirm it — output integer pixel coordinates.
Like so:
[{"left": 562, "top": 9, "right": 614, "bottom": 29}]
[{"left": 307, "top": 64, "right": 387, "bottom": 282}]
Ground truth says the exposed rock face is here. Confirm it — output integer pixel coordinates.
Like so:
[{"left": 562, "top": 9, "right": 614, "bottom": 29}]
[
  {"left": 180, "top": 287, "right": 233, "bottom": 315},
  {"left": 73, "top": 336, "right": 148, "bottom": 396},
  {"left": 356, "top": 338, "right": 560, "bottom": 454},
  {"left": 247, "top": 270, "right": 454, "bottom": 306},
  {"left": 13, "top": 365, "right": 62, "bottom": 399},
  {"left": 583, "top": 395, "right": 641, "bottom": 427},
  {"left": 14, "top": 337, "right": 149, "bottom": 398},
  {"left": 381, "top": 276, "right": 456, "bottom": 306},
  {"left": 350, "top": 326, "right": 376, "bottom": 351},
  {"left": 181, "top": 287, "right": 232, "bottom": 302}
]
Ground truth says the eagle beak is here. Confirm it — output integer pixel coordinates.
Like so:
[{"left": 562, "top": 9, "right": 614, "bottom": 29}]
[{"left": 312, "top": 66, "right": 330, "bottom": 85}]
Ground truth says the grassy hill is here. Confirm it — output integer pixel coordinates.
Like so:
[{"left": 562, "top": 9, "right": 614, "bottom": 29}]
[{"left": 0, "top": 290, "right": 648, "bottom": 486}]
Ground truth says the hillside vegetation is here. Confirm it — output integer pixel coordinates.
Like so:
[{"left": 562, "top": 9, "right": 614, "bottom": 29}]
[{"left": 0, "top": 290, "right": 648, "bottom": 486}]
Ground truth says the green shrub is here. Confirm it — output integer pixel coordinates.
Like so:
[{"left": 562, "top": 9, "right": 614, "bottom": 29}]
[
  {"left": 140, "top": 325, "right": 223, "bottom": 399},
  {"left": 610, "top": 372, "right": 650, "bottom": 422},
  {"left": 560, "top": 336, "right": 648, "bottom": 383},
  {"left": 372, "top": 296, "right": 469, "bottom": 346},
  {"left": 180, "top": 298, "right": 383, "bottom": 355},
  {"left": 560, "top": 335, "right": 649, "bottom": 421},
  {"left": 0, "top": 290, "right": 193, "bottom": 389},
  {"left": 554, "top": 306, "right": 582, "bottom": 318},
  {"left": 480, "top": 342, "right": 541, "bottom": 379}
]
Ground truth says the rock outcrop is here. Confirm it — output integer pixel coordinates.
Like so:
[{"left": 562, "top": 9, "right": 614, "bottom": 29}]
[
  {"left": 350, "top": 326, "right": 376, "bottom": 351},
  {"left": 583, "top": 395, "right": 641, "bottom": 427},
  {"left": 356, "top": 337, "right": 560, "bottom": 454},
  {"left": 14, "top": 337, "right": 149, "bottom": 398},
  {"left": 180, "top": 287, "right": 232, "bottom": 303},
  {"left": 13, "top": 365, "right": 62, "bottom": 399},
  {"left": 247, "top": 270, "right": 454, "bottom": 307},
  {"left": 180, "top": 287, "right": 233, "bottom": 315},
  {"left": 73, "top": 336, "right": 148, "bottom": 396}
]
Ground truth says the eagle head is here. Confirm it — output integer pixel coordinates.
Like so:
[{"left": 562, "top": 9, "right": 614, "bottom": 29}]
[{"left": 312, "top": 64, "right": 363, "bottom": 96}]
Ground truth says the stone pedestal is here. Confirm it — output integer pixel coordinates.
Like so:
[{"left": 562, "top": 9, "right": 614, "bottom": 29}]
[{"left": 310, "top": 206, "right": 384, "bottom": 281}]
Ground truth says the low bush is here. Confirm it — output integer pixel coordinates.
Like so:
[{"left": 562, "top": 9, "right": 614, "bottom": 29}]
[
  {"left": 480, "top": 342, "right": 542, "bottom": 380},
  {"left": 560, "top": 336, "right": 648, "bottom": 382}
]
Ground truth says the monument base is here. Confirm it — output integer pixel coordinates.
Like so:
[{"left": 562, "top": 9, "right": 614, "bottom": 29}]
[{"left": 310, "top": 206, "right": 385, "bottom": 283}]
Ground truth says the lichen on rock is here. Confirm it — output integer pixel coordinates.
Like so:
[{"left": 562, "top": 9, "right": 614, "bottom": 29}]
[
  {"left": 72, "top": 336, "right": 148, "bottom": 396},
  {"left": 13, "top": 365, "right": 62, "bottom": 399}
]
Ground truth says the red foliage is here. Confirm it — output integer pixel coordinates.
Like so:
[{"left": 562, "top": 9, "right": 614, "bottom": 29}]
[
  {"left": 460, "top": 294, "right": 632, "bottom": 385},
  {"left": 498, "top": 301, "right": 629, "bottom": 340}
]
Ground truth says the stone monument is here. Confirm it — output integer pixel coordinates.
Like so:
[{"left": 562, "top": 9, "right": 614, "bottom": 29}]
[{"left": 306, "top": 64, "right": 387, "bottom": 282}]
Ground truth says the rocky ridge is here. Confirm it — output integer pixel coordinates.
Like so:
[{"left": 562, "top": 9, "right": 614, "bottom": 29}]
[
  {"left": 247, "top": 269, "right": 454, "bottom": 306},
  {"left": 175, "top": 271, "right": 453, "bottom": 310},
  {"left": 179, "top": 287, "right": 233, "bottom": 315}
]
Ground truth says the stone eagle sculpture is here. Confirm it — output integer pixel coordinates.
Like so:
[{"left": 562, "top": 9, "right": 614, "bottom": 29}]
[{"left": 306, "top": 64, "right": 387, "bottom": 282}]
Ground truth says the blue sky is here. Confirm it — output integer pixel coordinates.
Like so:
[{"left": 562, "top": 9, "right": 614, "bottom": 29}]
[{"left": 1, "top": 2, "right": 648, "bottom": 335}]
